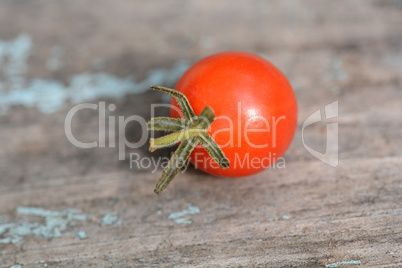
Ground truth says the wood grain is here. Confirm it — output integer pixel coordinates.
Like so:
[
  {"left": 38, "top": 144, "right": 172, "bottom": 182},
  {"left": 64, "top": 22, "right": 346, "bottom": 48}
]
[{"left": 0, "top": 0, "right": 401, "bottom": 267}]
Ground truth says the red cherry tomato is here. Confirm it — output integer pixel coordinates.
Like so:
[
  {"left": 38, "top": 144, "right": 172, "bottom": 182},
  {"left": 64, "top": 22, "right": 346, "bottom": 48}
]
[{"left": 171, "top": 52, "right": 297, "bottom": 177}]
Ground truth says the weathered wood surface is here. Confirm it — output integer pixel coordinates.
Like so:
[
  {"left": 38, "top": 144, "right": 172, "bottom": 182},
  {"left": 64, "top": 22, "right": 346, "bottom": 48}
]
[{"left": 0, "top": 0, "right": 401, "bottom": 267}]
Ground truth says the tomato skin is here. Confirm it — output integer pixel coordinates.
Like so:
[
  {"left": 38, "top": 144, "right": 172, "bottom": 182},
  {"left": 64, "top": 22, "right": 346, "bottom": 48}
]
[{"left": 171, "top": 52, "right": 297, "bottom": 177}]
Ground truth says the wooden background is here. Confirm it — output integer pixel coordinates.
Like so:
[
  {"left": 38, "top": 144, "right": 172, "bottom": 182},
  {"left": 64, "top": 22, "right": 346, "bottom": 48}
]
[{"left": 0, "top": 0, "right": 401, "bottom": 267}]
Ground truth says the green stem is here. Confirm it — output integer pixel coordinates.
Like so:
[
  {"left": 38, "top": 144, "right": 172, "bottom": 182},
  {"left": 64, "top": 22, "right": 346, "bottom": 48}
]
[
  {"left": 147, "top": 117, "right": 187, "bottom": 131},
  {"left": 197, "top": 133, "right": 230, "bottom": 169},
  {"left": 151, "top": 85, "right": 196, "bottom": 120},
  {"left": 147, "top": 86, "right": 230, "bottom": 194},
  {"left": 154, "top": 138, "right": 199, "bottom": 194},
  {"left": 149, "top": 129, "right": 206, "bottom": 152},
  {"left": 198, "top": 106, "right": 215, "bottom": 127}
]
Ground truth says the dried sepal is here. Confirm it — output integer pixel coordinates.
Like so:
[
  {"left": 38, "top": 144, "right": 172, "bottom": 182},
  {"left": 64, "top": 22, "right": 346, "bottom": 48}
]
[
  {"left": 197, "top": 133, "right": 230, "bottom": 169},
  {"left": 149, "top": 129, "right": 205, "bottom": 152},
  {"left": 148, "top": 85, "right": 230, "bottom": 194},
  {"left": 147, "top": 117, "right": 187, "bottom": 132},
  {"left": 151, "top": 85, "right": 196, "bottom": 120},
  {"left": 154, "top": 138, "right": 199, "bottom": 194}
]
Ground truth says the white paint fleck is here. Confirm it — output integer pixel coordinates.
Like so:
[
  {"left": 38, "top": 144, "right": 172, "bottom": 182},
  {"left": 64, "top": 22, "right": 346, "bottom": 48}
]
[
  {"left": 168, "top": 204, "right": 200, "bottom": 224},
  {"left": 174, "top": 218, "right": 192, "bottom": 224},
  {"left": 282, "top": 215, "right": 290, "bottom": 220},
  {"left": 0, "top": 223, "right": 12, "bottom": 235},
  {"left": 0, "top": 207, "right": 88, "bottom": 244},
  {"left": 17, "top": 207, "right": 71, "bottom": 217},
  {"left": 0, "top": 34, "right": 190, "bottom": 114},
  {"left": 1, "top": 207, "right": 119, "bottom": 244},
  {"left": 76, "top": 231, "right": 87, "bottom": 239},
  {"left": 387, "top": 210, "right": 402, "bottom": 215},
  {"left": 0, "top": 34, "right": 31, "bottom": 90},
  {"left": 9, "top": 265, "right": 22, "bottom": 268},
  {"left": 101, "top": 213, "right": 119, "bottom": 225},
  {"left": 168, "top": 204, "right": 200, "bottom": 219},
  {"left": 325, "top": 260, "right": 361, "bottom": 267},
  {"left": 371, "top": 211, "right": 402, "bottom": 216},
  {"left": 0, "top": 237, "right": 20, "bottom": 244}
]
